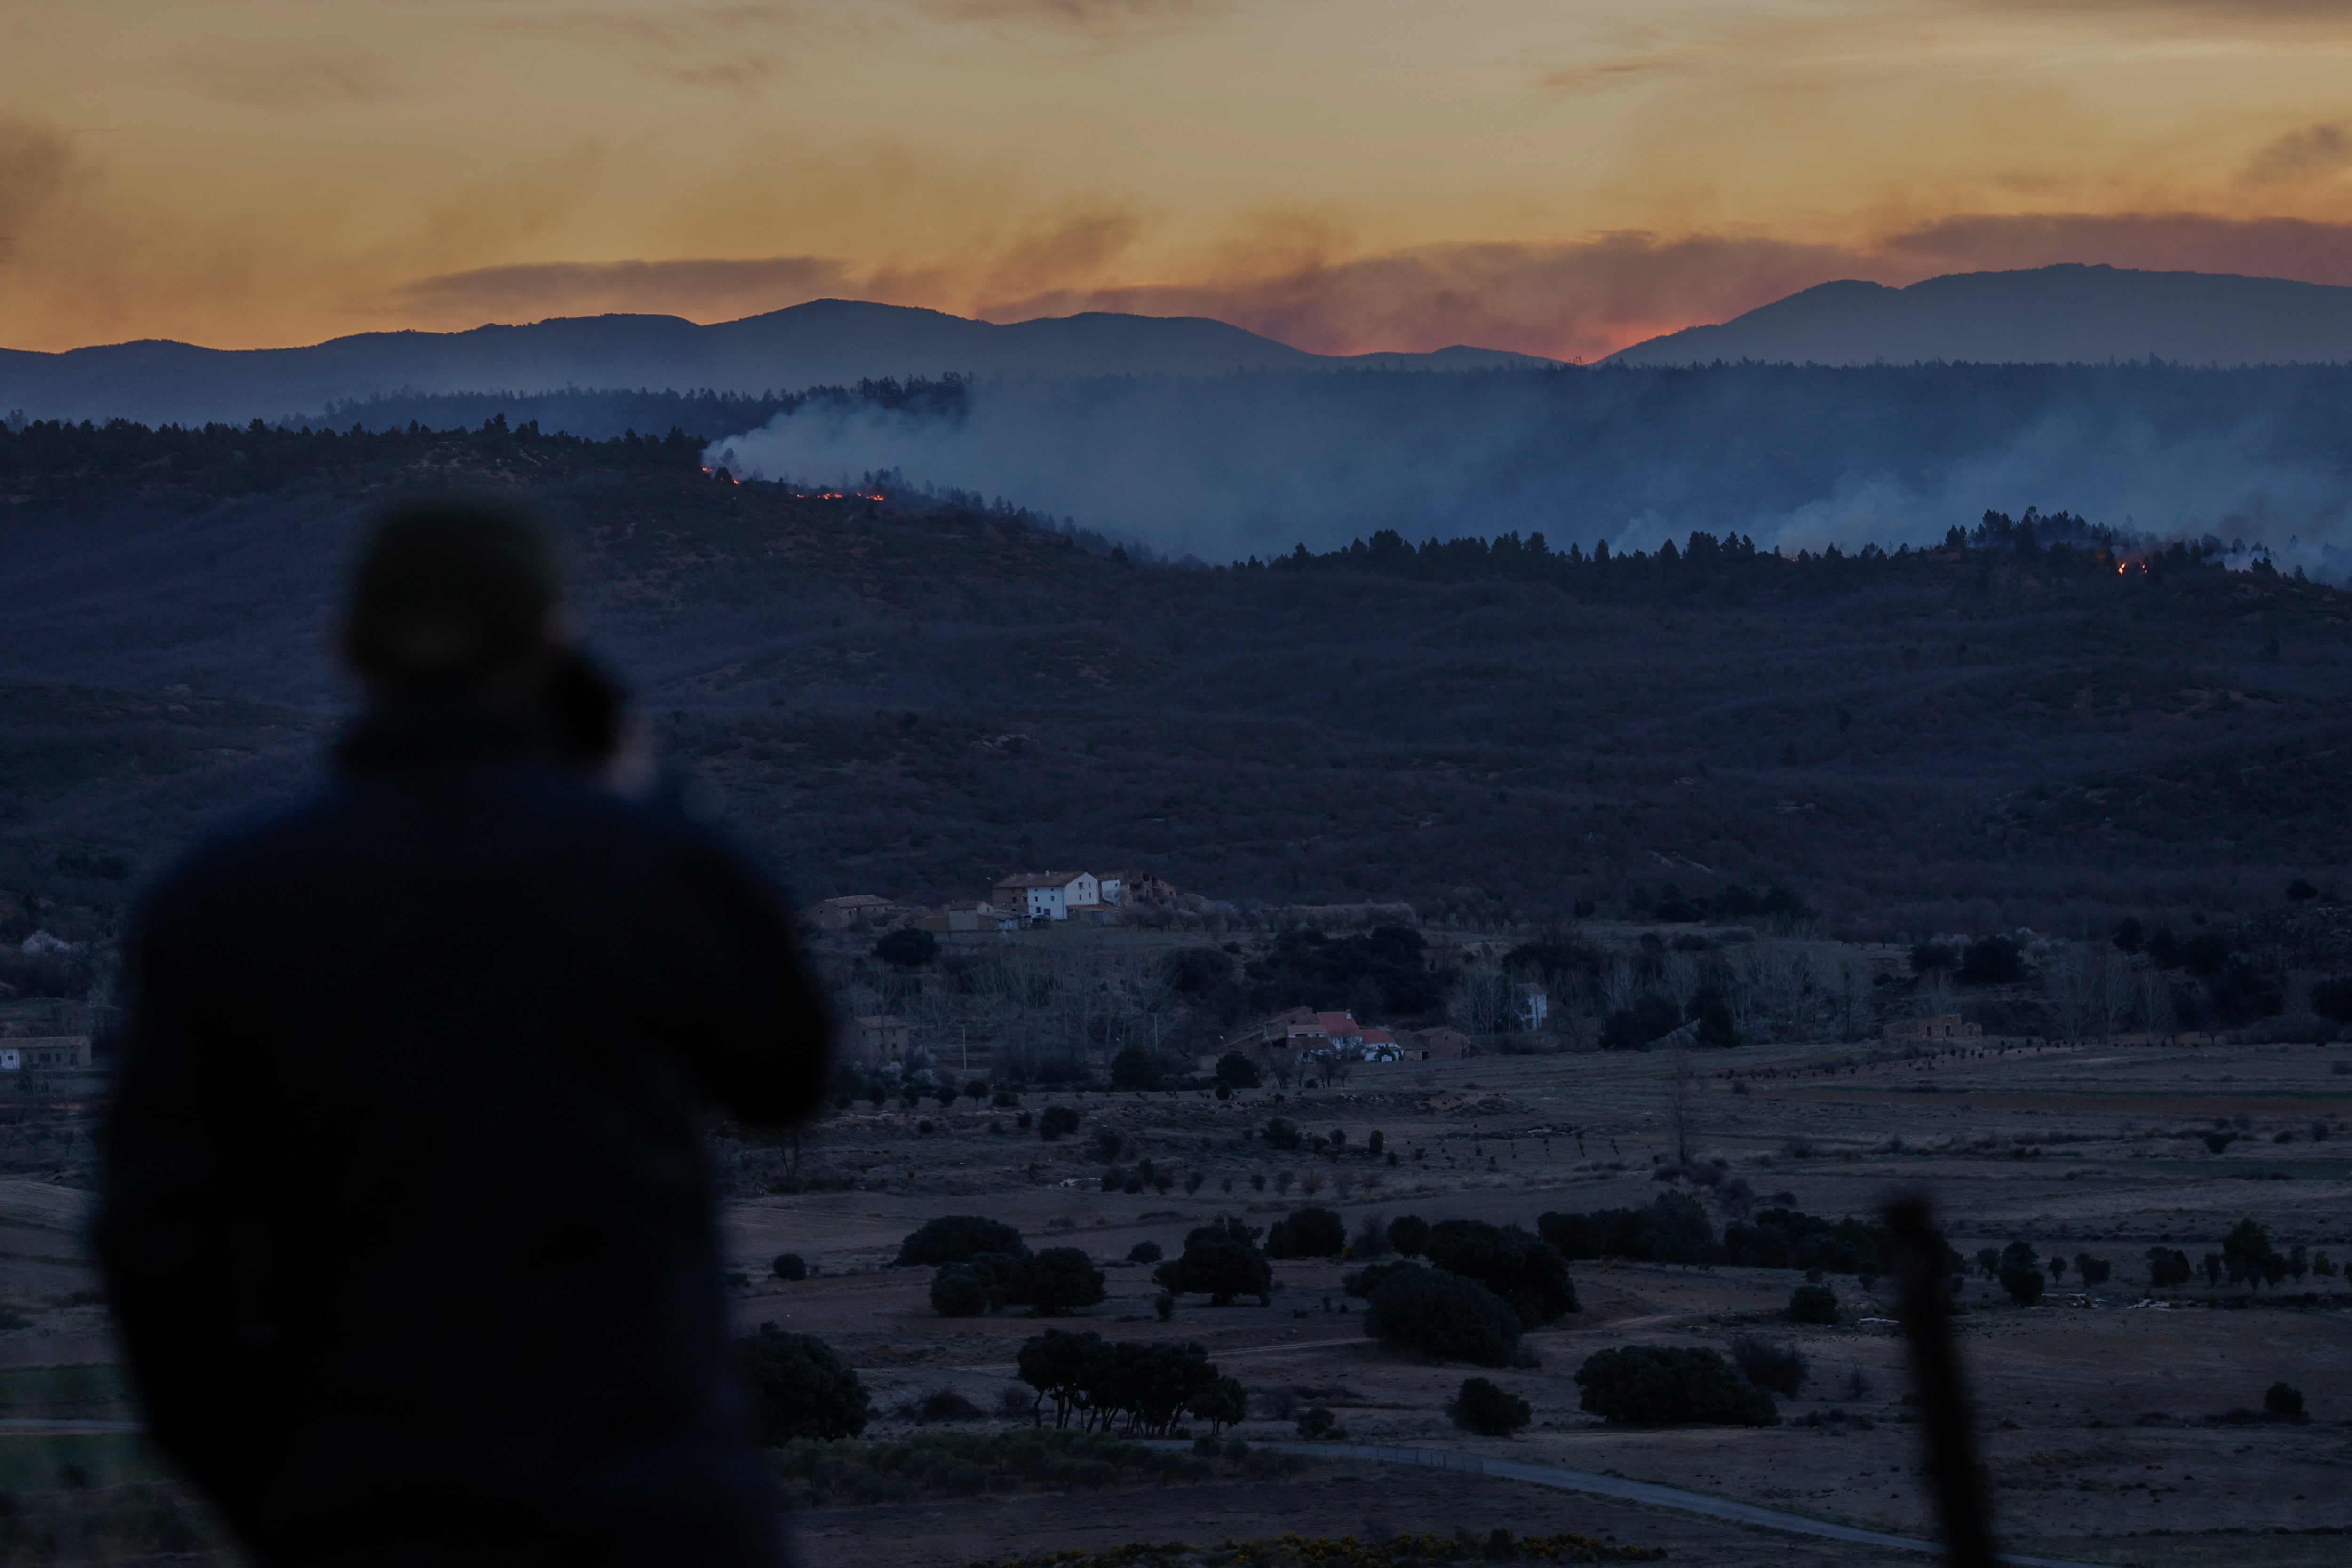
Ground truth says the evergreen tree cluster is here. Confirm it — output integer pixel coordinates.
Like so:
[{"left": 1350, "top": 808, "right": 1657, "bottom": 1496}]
[
  {"left": 0, "top": 414, "right": 708, "bottom": 507},
  {"left": 1538, "top": 1195, "right": 1953, "bottom": 1277},
  {"left": 1154, "top": 1216, "right": 1277, "bottom": 1306},
  {"left": 738, "top": 1326, "right": 872, "bottom": 1443},
  {"left": 1344, "top": 1216, "right": 1580, "bottom": 1366},
  {"left": 1574, "top": 1346, "right": 1778, "bottom": 1427},
  {"left": 900, "top": 1215, "right": 1107, "bottom": 1317},
  {"left": 1239, "top": 506, "right": 2245, "bottom": 601},
  {"left": 1014, "top": 1328, "right": 1247, "bottom": 1437}
]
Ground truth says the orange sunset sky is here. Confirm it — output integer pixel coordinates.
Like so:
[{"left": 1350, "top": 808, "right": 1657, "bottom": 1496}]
[{"left": 5, "top": 0, "right": 2352, "bottom": 360}]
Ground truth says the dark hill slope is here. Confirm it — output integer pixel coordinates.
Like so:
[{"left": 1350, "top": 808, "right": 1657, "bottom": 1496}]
[
  {"left": 0, "top": 299, "right": 1549, "bottom": 427},
  {"left": 1608, "top": 265, "right": 2352, "bottom": 367},
  {"left": 2, "top": 420, "right": 2348, "bottom": 954}
]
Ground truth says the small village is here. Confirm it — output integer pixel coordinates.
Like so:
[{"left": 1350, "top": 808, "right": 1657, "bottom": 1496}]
[
  {"left": 809, "top": 868, "right": 1192, "bottom": 935},
  {"left": 794, "top": 861, "right": 2153, "bottom": 1118}
]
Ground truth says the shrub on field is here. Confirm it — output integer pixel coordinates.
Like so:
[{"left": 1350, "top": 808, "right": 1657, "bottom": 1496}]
[
  {"left": 1263, "top": 1117, "right": 1303, "bottom": 1151},
  {"left": 1450, "top": 1377, "right": 1533, "bottom": 1437},
  {"left": 896, "top": 1386, "right": 987, "bottom": 1423},
  {"left": 1037, "top": 1105, "right": 1081, "bottom": 1140},
  {"left": 1127, "top": 1240, "right": 1164, "bottom": 1265},
  {"left": 740, "top": 1325, "right": 871, "bottom": 1442},
  {"left": 771, "top": 1252, "right": 808, "bottom": 1281},
  {"left": 1362, "top": 1263, "right": 1524, "bottom": 1367},
  {"left": 1110, "top": 1042, "right": 1160, "bottom": 1091},
  {"left": 932, "top": 1267, "right": 993, "bottom": 1318},
  {"left": 1538, "top": 1192, "right": 1713, "bottom": 1266},
  {"left": 1574, "top": 1346, "right": 1776, "bottom": 1427},
  {"left": 1386, "top": 1215, "right": 1431, "bottom": 1257},
  {"left": 2145, "top": 1247, "right": 2193, "bottom": 1287},
  {"left": 1422, "top": 1219, "right": 1579, "bottom": 1326},
  {"left": 1999, "top": 1267, "right": 2045, "bottom": 1306},
  {"left": 2072, "top": 1253, "right": 2111, "bottom": 1285},
  {"left": 2265, "top": 1382, "right": 2305, "bottom": 1419},
  {"left": 874, "top": 928, "right": 938, "bottom": 968},
  {"left": 1266, "top": 1205, "right": 1347, "bottom": 1259},
  {"left": 1786, "top": 1283, "right": 1840, "bottom": 1324},
  {"left": 1026, "top": 1247, "right": 1107, "bottom": 1315},
  {"left": 1155, "top": 1216, "right": 1274, "bottom": 1306},
  {"left": 1729, "top": 1335, "right": 1809, "bottom": 1396},
  {"left": 1015, "top": 1329, "right": 1244, "bottom": 1436},
  {"left": 898, "top": 1215, "right": 1025, "bottom": 1267}
]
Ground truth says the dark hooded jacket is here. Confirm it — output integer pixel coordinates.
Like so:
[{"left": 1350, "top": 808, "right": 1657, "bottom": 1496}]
[{"left": 95, "top": 696, "right": 831, "bottom": 1567}]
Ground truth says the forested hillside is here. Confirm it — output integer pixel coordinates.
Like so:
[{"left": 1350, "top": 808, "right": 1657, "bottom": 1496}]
[{"left": 3, "top": 418, "right": 2349, "bottom": 984}]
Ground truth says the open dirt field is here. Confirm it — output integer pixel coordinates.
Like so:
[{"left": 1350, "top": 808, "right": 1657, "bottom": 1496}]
[
  {"left": 0, "top": 1036, "right": 2344, "bottom": 1565},
  {"left": 713, "top": 1036, "right": 2352, "bottom": 1567}
]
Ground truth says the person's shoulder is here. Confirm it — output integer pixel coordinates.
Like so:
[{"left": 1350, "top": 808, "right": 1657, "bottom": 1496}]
[
  {"left": 132, "top": 784, "right": 359, "bottom": 933},
  {"left": 559, "top": 773, "right": 794, "bottom": 895}
]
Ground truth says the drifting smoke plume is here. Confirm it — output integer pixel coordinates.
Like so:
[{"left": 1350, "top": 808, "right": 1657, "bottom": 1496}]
[{"left": 707, "top": 365, "right": 2352, "bottom": 578}]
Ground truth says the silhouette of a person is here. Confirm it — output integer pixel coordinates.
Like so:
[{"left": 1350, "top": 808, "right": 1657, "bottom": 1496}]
[{"left": 96, "top": 499, "right": 831, "bottom": 1566}]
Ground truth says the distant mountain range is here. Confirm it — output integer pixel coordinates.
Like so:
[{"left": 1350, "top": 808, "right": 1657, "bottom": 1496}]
[
  {"left": 1607, "top": 264, "right": 2352, "bottom": 367},
  {"left": 0, "top": 300, "right": 1551, "bottom": 427},
  {"left": 16, "top": 264, "right": 2352, "bottom": 428}
]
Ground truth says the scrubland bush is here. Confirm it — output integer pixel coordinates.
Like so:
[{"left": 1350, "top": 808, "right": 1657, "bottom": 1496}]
[
  {"left": 1786, "top": 1283, "right": 1840, "bottom": 1324},
  {"left": 1026, "top": 1247, "right": 1107, "bottom": 1315},
  {"left": 1387, "top": 1215, "right": 1430, "bottom": 1256},
  {"left": 1015, "top": 1328, "right": 1244, "bottom": 1436},
  {"left": 1574, "top": 1346, "right": 1776, "bottom": 1427},
  {"left": 1362, "top": 1264, "right": 1524, "bottom": 1367},
  {"left": 1423, "top": 1220, "right": 1578, "bottom": 1327},
  {"left": 1729, "top": 1335, "right": 1809, "bottom": 1396},
  {"left": 740, "top": 1325, "right": 871, "bottom": 1441},
  {"left": 1215, "top": 1050, "right": 1263, "bottom": 1089},
  {"left": 1155, "top": 1216, "right": 1274, "bottom": 1305},
  {"left": 932, "top": 1268, "right": 993, "bottom": 1317},
  {"left": 898, "top": 1215, "right": 1024, "bottom": 1267},
  {"left": 1111, "top": 1043, "right": 1160, "bottom": 1091},
  {"left": 1266, "top": 1206, "right": 1347, "bottom": 1259},
  {"left": 1450, "top": 1376, "right": 1533, "bottom": 1436}
]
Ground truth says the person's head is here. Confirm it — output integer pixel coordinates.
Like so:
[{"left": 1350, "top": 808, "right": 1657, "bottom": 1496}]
[{"left": 342, "top": 498, "right": 565, "bottom": 694}]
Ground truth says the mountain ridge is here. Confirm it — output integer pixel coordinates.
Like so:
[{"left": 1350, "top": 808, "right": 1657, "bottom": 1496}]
[
  {"left": 0, "top": 298, "right": 1553, "bottom": 427},
  {"left": 1605, "top": 264, "right": 2352, "bottom": 367}
]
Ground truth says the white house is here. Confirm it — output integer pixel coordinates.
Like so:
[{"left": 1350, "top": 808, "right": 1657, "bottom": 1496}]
[
  {"left": 991, "top": 871, "right": 1101, "bottom": 920},
  {"left": 11, "top": 1037, "right": 88, "bottom": 1070}
]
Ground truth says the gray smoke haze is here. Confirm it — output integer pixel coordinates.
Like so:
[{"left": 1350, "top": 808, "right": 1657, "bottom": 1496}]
[{"left": 705, "top": 368, "right": 2352, "bottom": 578}]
